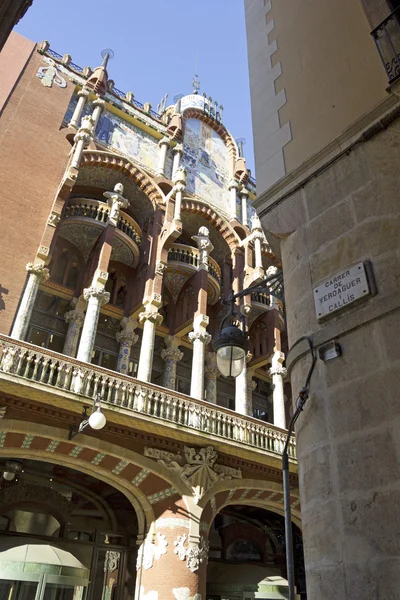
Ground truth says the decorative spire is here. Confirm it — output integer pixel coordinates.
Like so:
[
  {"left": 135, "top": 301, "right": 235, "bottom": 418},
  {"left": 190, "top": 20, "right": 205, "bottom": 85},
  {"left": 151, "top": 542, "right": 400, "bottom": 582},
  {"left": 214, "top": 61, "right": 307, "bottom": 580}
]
[
  {"left": 85, "top": 48, "right": 114, "bottom": 96},
  {"left": 192, "top": 53, "right": 200, "bottom": 94}
]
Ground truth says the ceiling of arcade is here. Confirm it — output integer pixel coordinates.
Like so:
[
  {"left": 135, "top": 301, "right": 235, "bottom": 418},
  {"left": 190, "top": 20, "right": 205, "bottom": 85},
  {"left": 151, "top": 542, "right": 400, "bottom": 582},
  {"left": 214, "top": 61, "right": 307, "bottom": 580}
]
[{"left": 75, "top": 165, "right": 156, "bottom": 227}]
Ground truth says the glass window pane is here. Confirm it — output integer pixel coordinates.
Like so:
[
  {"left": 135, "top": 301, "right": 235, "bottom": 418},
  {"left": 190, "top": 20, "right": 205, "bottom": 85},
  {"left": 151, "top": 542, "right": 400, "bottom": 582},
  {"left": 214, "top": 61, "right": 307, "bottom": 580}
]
[
  {"left": 101, "top": 353, "right": 117, "bottom": 371},
  {"left": 28, "top": 328, "right": 48, "bottom": 347},
  {"left": 0, "top": 580, "right": 38, "bottom": 600},
  {"left": 42, "top": 582, "right": 78, "bottom": 600},
  {"left": 48, "top": 334, "right": 65, "bottom": 354}
]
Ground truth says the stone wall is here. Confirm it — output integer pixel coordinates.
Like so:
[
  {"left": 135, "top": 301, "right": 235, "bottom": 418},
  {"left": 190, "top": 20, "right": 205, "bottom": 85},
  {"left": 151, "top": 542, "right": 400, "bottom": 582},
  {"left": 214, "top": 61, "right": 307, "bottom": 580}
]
[{"left": 258, "top": 115, "right": 400, "bottom": 598}]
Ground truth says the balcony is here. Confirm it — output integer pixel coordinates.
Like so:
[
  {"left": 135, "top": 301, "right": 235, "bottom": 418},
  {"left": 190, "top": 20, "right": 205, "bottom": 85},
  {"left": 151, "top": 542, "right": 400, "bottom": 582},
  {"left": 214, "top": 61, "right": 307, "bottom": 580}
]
[
  {"left": 251, "top": 291, "right": 271, "bottom": 310},
  {"left": 0, "top": 335, "right": 296, "bottom": 461},
  {"left": 371, "top": 8, "right": 400, "bottom": 84},
  {"left": 167, "top": 243, "right": 221, "bottom": 304},
  {"left": 61, "top": 199, "right": 142, "bottom": 267}
]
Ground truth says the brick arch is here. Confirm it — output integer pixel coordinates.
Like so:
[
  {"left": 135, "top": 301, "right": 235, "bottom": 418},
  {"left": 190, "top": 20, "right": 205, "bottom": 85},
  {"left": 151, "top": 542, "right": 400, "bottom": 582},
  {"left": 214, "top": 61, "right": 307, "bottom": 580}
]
[
  {"left": 81, "top": 150, "right": 165, "bottom": 208},
  {"left": 182, "top": 108, "right": 238, "bottom": 166},
  {"left": 0, "top": 420, "right": 192, "bottom": 536},
  {"left": 181, "top": 199, "right": 240, "bottom": 250}
]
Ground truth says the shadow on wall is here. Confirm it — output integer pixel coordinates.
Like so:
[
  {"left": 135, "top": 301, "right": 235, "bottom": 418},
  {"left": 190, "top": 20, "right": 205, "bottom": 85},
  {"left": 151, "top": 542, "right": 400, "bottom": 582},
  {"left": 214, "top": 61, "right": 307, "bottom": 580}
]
[{"left": 0, "top": 284, "right": 8, "bottom": 312}]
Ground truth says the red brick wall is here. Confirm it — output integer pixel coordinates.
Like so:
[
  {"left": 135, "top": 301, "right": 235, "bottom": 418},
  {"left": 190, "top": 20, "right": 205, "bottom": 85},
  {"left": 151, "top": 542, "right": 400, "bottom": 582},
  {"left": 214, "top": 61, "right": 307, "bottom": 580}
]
[{"left": 0, "top": 33, "right": 73, "bottom": 334}]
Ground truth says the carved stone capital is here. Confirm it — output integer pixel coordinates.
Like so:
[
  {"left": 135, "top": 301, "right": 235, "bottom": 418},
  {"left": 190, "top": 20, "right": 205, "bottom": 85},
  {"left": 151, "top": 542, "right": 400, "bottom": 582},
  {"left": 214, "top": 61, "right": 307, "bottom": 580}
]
[
  {"left": 161, "top": 347, "right": 184, "bottom": 363},
  {"left": 93, "top": 97, "right": 105, "bottom": 109},
  {"left": 247, "top": 380, "right": 257, "bottom": 393},
  {"left": 64, "top": 310, "right": 85, "bottom": 327},
  {"left": 173, "top": 534, "right": 209, "bottom": 572},
  {"left": 173, "top": 143, "right": 184, "bottom": 155},
  {"left": 188, "top": 331, "right": 212, "bottom": 346},
  {"left": 158, "top": 135, "right": 171, "bottom": 148},
  {"left": 138, "top": 311, "right": 163, "bottom": 326},
  {"left": 228, "top": 179, "right": 239, "bottom": 191},
  {"left": 83, "top": 286, "right": 110, "bottom": 305},
  {"left": 205, "top": 364, "right": 220, "bottom": 379},
  {"left": 116, "top": 330, "right": 139, "bottom": 347},
  {"left": 155, "top": 261, "right": 168, "bottom": 276},
  {"left": 269, "top": 366, "right": 288, "bottom": 378},
  {"left": 77, "top": 88, "right": 89, "bottom": 98},
  {"left": 26, "top": 263, "right": 50, "bottom": 282},
  {"left": 173, "top": 182, "right": 186, "bottom": 194},
  {"left": 74, "top": 115, "right": 94, "bottom": 144},
  {"left": 47, "top": 212, "right": 61, "bottom": 227}
]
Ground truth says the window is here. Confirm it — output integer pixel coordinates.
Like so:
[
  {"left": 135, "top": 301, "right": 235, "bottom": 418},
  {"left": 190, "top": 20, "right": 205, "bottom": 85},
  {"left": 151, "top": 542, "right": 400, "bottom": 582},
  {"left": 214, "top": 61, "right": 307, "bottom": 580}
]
[
  {"left": 92, "top": 349, "right": 117, "bottom": 372},
  {"left": 28, "top": 328, "right": 65, "bottom": 353}
]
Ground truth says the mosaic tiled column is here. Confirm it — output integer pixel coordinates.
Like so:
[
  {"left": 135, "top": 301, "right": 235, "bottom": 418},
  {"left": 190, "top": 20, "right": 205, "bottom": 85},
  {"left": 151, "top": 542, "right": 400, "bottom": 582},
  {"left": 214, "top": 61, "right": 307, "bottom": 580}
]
[
  {"left": 269, "top": 363, "right": 287, "bottom": 429},
  {"left": 137, "top": 310, "right": 163, "bottom": 382},
  {"left": 136, "top": 506, "right": 208, "bottom": 600},
  {"left": 235, "top": 353, "right": 253, "bottom": 416},
  {"left": 172, "top": 142, "right": 183, "bottom": 179},
  {"left": 188, "top": 331, "right": 212, "bottom": 401},
  {"left": 205, "top": 364, "right": 219, "bottom": 404},
  {"left": 70, "top": 115, "right": 94, "bottom": 169},
  {"left": 68, "top": 88, "right": 89, "bottom": 129},
  {"left": 161, "top": 346, "right": 183, "bottom": 390},
  {"left": 76, "top": 287, "right": 110, "bottom": 363},
  {"left": 63, "top": 309, "right": 85, "bottom": 357},
  {"left": 116, "top": 330, "right": 138, "bottom": 374},
  {"left": 11, "top": 263, "right": 49, "bottom": 340}
]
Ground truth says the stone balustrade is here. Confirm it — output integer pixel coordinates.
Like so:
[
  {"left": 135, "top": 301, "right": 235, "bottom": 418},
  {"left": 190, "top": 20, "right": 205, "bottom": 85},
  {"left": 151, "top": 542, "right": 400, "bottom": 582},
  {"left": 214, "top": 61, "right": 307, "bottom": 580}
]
[
  {"left": 64, "top": 198, "right": 142, "bottom": 245},
  {"left": 0, "top": 335, "right": 296, "bottom": 459},
  {"left": 168, "top": 243, "right": 221, "bottom": 284},
  {"left": 251, "top": 291, "right": 270, "bottom": 307}
]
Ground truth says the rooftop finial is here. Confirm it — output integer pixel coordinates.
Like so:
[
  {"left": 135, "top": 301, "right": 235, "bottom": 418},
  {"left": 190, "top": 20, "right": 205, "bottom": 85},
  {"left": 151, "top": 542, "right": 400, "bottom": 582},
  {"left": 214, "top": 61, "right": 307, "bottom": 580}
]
[
  {"left": 192, "top": 53, "right": 200, "bottom": 94},
  {"left": 101, "top": 48, "right": 114, "bottom": 69}
]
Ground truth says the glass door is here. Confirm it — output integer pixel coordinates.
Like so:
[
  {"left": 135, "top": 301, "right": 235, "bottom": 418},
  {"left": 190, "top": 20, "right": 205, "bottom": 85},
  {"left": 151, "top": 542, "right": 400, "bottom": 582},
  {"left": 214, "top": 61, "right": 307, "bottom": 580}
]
[{"left": 0, "top": 580, "right": 39, "bottom": 600}]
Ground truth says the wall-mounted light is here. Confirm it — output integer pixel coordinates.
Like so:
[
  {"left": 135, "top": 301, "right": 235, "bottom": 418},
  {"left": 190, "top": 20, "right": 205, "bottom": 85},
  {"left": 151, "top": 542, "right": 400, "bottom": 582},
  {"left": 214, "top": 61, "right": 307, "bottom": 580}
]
[
  {"left": 2, "top": 461, "right": 22, "bottom": 481},
  {"left": 69, "top": 395, "right": 106, "bottom": 440}
]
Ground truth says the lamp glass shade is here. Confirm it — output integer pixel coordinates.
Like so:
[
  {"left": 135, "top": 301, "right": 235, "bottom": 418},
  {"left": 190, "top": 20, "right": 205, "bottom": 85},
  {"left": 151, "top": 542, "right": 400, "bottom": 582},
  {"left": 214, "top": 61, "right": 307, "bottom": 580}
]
[
  {"left": 3, "top": 471, "right": 15, "bottom": 481},
  {"left": 216, "top": 344, "right": 246, "bottom": 378},
  {"left": 89, "top": 410, "right": 106, "bottom": 430}
]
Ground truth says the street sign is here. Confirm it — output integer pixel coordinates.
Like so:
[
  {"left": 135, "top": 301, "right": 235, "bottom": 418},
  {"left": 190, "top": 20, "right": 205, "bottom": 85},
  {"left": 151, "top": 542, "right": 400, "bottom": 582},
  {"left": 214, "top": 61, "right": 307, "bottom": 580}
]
[{"left": 313, "top": 262, "right": 371, "bottom": 318}]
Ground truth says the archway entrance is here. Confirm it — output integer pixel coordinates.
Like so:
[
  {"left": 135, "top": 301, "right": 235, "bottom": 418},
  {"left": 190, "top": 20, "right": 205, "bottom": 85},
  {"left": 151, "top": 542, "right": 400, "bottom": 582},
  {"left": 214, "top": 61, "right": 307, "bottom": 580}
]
[
  {"left": 0, "top": 459, "right": 139, "bottom": 600},
  {"left": 206, "top": 505, "right": 305, "bottom": 600}
]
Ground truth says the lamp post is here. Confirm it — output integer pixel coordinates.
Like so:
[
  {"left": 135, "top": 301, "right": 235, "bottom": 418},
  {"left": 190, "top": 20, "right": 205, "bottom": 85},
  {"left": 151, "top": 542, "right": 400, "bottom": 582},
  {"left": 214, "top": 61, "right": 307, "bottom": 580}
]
[{"left": 69, "top": 394, "right": 107, "bottom": 440}]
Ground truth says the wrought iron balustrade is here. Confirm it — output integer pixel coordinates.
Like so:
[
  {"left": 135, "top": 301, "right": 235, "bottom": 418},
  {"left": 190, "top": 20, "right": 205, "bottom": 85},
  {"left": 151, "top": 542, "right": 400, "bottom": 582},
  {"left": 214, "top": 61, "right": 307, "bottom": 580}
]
[
  {"left": 371, "top": 8, "right": 400, "bottom": 83},
  {"left": 63, "top": 199, "right": 142, "bottom": 245},
  {"left": 0, "top": 335, "right": 296, "bottom": 459}
]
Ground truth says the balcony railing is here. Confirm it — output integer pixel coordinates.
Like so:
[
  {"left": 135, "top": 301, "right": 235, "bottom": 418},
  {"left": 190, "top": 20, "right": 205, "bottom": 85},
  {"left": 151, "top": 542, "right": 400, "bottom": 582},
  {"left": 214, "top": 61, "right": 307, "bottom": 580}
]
[
  {"left": 63, "top": 199, "right": 142, "bottom": 246},
  {"left": 168, "top": 243, "right": 222, "bottom": 284},
  {"left": 251, "top": 291, "right": 270, "bottom": 307},
  {"left": 0, "top": 335, "right": 296, "bottom": 459},
  {"left": 371, "top": 8, "right": 400, "bottom": 84}
]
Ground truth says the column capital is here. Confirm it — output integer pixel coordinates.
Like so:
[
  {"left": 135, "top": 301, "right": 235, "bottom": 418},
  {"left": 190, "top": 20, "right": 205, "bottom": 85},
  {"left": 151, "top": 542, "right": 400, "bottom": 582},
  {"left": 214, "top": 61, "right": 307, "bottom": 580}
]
[
  {"left": 189, "top": 331, "right": 212, "bottom": 345},
  {"left": 228, "top": 179, "right": 239, "bottom": 191},
  {"left": 240, "top": 187, "right": 250, "bottom": 198},
  {"left": 158, "top": 135, "right": 171, "bottom": 148},
  {"left": 64, "top": 310, "right": 84, "bottom": 327},
  {"left": 173, "top": 182, "right": 186, "bottom": 194},
  {"left": 247, "top": 379, "right": 257, "bottom": 393},
  {"left": 161, "top": 347, "right": 184, "bottom": 363},
  {"left": 205, "top": 364, "right": 220, "bottom": 378},
  {"left": 77, "top": 88, "right": 90, "bottom": 98},
  {"left": 93, "top": 97, "right": 105, "bottom": 109},
  {"left": 173, "top": 142, "right": 184, "bottom": 155},
  {"left": 26, "top": 263, "right": 50, "bottom": 282},
  {"left": 138, "top": 311, "right": 163, "bottom": 326},
  {"left": 269, "top": 366, "right": 288, "bottom": 378},
  {"left": 83, "top": 286, "right": 110, "bottom": 305},
  {"left": 173, "top": 165, "right": 187, "bottom": 185},
  {"left": 116, "top": 330, "right": 139, "bottom": 346},
  {"left": 74, "top": 114, "right": 95, "bottom": 144},
  {"left": 155, "top": 260, "right": 168, "bottom": 276}
]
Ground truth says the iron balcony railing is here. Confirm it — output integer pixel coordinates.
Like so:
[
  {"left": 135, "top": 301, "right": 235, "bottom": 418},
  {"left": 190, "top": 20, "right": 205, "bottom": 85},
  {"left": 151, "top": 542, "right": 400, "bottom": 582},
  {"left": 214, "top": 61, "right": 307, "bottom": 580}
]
[
  {"left": 371, "top": 7, "right": 400, "bottom": 84},
  {"left": 0, "top": 335, "right": 296, "bottom": 459}
]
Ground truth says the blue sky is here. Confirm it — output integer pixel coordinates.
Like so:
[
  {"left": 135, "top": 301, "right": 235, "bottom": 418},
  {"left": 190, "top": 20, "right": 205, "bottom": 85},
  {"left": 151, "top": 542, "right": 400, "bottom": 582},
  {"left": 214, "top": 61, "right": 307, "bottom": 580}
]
[{"left": 15, "top": 0, "right": 255, "bottom": 174}]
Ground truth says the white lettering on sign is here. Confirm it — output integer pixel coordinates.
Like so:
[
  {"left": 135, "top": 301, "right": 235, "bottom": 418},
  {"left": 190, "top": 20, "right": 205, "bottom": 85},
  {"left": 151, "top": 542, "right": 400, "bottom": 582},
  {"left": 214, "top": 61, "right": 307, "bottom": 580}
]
[{"left": 313, "top": 262, "right": 370, "bottom": 318}]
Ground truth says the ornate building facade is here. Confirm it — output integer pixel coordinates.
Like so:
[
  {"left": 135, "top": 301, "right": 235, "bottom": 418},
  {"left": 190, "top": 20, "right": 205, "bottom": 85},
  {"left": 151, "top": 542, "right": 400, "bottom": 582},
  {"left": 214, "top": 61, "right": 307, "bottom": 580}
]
[
  {"left": 245, "top": 0, "right": 400, "bottom": 598},
  {"left": 0, "top": 33, "right": 303, "bottom": 600}
]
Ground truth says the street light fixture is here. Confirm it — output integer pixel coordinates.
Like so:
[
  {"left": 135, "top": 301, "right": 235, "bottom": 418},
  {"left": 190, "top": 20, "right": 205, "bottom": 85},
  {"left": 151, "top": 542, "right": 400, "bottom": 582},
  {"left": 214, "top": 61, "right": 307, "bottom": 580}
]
[{"left": 69, "top": 394, "right": 107, "bottom": 440}]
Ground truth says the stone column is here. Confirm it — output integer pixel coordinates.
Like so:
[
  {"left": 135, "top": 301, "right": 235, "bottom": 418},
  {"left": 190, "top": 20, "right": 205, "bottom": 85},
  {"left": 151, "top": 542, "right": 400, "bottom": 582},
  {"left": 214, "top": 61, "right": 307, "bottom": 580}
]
[
  {"left": 241, "top": 187, "right": 249, "bottom": 226},
  {"left": 172, "top": 167, "right": 186, "bottom": 222},
  {"left": 11, "top": 263, "right": 50, "bottom": 340},
  {"left": 76, "top": 287, "right": 110, "bottom": 364},
  {"left": 91, "top": 97, "right": 105, "bottom": 131},
  {"left": 63, "top": 309, "right": 85, "bottom": 357},
  {"left": 247, "top": 378, "right": 257, "bottom": 415},
  {"left": 157, "top": 135, "right": 171, "bottom": 176},
  {"left": 116, "top": 330, "right": 139, "bottom": 374},
  {"left": 269, "top": 352, "right": 287, "bottom": 429},
  {"left": 137, "top": 310, "right": 163, "bottom": 382},
  {"left": 266, "top": 265, "right": 281, "bottom": 309},
  {"left": 68, "top": 89, "right": 89, "bottom": 129},
  {"left": 251, "top": 215, "right": 264, "bottom": 269},
  {"left": 205, "top": 363, "right": 219, "bottom": 404},
  {"left": 235, "top": 353, "right": 253, "bottom": 416},
  {"left": 136, "top": 507, "right": 208, "bottom": 600},
  {"left": 188, "top": 330, "right": 212, "bottom": 400},
  {"left": 172, "top": 142, "right": 183, "bottom": 179},
  {"left": 228, "top": 179, "right": 239, "bottom": 220},
  {"left": 70, "top": 115, "right": 95, "bottom": 169},
  {"left": 161, "top": 346, "right": 183, "bottom": 390}
]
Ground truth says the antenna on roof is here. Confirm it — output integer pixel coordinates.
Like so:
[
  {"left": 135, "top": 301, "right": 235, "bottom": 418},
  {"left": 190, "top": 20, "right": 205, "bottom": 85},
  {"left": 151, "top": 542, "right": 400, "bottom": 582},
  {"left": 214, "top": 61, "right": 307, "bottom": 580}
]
[
  {"left": 236, "top": 137, "right": 246, "bottom": 157},
  {"left": 192, "top": 52, "right": 200, "bottom": 94},
  {"left": 101, "top": 48, "right": 114, "bottom": 68}
]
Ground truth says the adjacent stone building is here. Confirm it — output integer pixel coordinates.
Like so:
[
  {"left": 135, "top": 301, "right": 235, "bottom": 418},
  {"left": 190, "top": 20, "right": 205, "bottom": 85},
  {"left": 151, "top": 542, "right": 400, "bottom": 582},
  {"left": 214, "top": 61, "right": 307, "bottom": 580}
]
[
  {"left": 245, "top": 0, "right": 400, "bottom": 598},
  {"left": 0, "top": 33, "right": 304, "bottom": 600}
]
